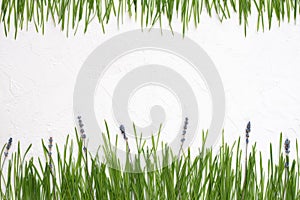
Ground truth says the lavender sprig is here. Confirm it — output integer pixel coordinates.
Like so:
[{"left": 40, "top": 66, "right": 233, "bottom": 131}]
[
  {"left": 284, "top": 138, "right": 291, "bottom": 200},
  {"left": 119, "top": 125, "right": 128, "bottom": 142},
  {"left": 3, "top": 138, "right": 12, "bottom": 158},
  {"left": 119, "top": 125, "right": 132, "bottom": 164},
  {"left": 246, "top": 121, "right": 251, "bottom": 144},
  {"left": 177, "top": 117, "right": 189, "bottom": 200},
  {"left": 242, "top": 121, "right": 251, "bottom": 200},
  {"left": 77, "top": 116, "right": 91, "bottom": 195},
  {"left": 178, "top": 117, "right": 189, "bottom": 158},
  {"left": 48, "top": 137, "right": 53, "bottom": 170},
  {"left": 284, "top": 138, "right": 290, "bottom": 168},
  {"left": 47, "top": 136, "right": 57, "bottom": 199},
  {"left": 1, "top": 137, "right": 13, "bottom": 171},
  {"left": 119, "top": 125, "right": 130, "bottom": 152},
  {"left": 77, "top": 116, "right": 87, "bottom": 153}
]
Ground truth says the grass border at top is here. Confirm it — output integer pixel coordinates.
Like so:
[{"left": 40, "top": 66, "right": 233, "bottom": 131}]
[{"left": 0, "top": 0, "right": 300, "bottom": 38}]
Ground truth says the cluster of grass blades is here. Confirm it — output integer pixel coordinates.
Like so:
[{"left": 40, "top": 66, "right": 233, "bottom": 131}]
[
  {"left": 1, "top": 0, "right": 300, "bottom": 38},
  {"left": 0, "top": 122, "right": 299, "bottom": 199}
]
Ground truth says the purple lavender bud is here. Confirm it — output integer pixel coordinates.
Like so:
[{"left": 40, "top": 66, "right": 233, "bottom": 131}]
[
  {"left": 6, "top": 138, "right": 13, "bottom": 150},
  {"left": 48, "top": 144, "right": 53, "bottom": 149},
  {"left": 285, "top": 138, "right": 290, "bottom": 146},
  {"left": 285, "top": 150, "right": 290, "bottom": 154},
  {"left": 4, "top": 152, "right": 8, "bottom": 157},
  {"left": 245, "top": 122, "right": 251, "bottom": 144},
  {"left": 183, "top": 117, "right": 189, "bottom": 130},
  {"left": 83, "top": 147, "right": 87, "bottom": 152},
  {"left": 119, "top": 125, "right": 125, "bottom": 133},
  {"left": 6, "top": 144, "right": 11, "bottom": 150},
  {"left": 285, "top": 138, "right": 290, "bottom": 154},
  {"left": 246, "top": 121, "right": 251, "bottom": 134},
  {"left": 180, "top": 117, "right": 188, "bottom": 145},
  {"left": 285, "top": 162, "right": 289, "bottom": 168},
  {"left": 49, "top": 137, "right": 53, "bottom": 143},
  {"left": 79, "top": 123, "right": 84, "bottom": 128},
  {"left": 80, "top": 129, "right": 85, "bottom": 134},
  {"left": 81, "top": 134, "right": 86, "bottom": 139},
  {"left": 48, "top": 152, "right": 52, "bottom": 156},
  {"left": 77, "top": 116, "right": 81, "bottom": 120}
]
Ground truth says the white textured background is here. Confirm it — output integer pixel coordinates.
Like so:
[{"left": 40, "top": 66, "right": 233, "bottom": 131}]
[{"left": 1, "top": 14, "right": 300, "bottom": 161}]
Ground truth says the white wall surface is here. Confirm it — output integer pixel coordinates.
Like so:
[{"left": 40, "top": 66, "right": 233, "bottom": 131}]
[{"left": 1, "top": 13, "right": 300, "bottom": 161}]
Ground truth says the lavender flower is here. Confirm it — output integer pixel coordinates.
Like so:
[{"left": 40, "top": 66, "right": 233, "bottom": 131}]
[
  {"left": 48, "top": 137, "right": 53, "bottom": 148},
  {"left": 285, "top": 162, "right": 289, "bottom": 168},
  {"left": 77, "top": 116, "right": 87, "bottom": 153},
  {"left": 119, "top": 124, "right": 132, "bottom": 164},
  {"left": 284, "top": 138, "right": 290, "bottom": 154},
  {"left": 178, "top": 117, "right": 189, "bottom": 157},
  {"left": 120, "top": 125, "right": 125, "bottom": 133},
  {"left": 242, "top": 121, "right": 251, "bottom": 200},
  {"left": 49, "top": 137, "right": 53, "bottom": 145},
  {"left": 119, "top": 125, "right": 130, "bottom": 151},
  {"left": 48, "top": 137, "right": 53, "bottom": 170},
  {"left": 181, "top": 117, "right": 188, "bottom": 143},
  {"left": 246, "top": 121, "right": 251, "bottom": 144},
  {"left": 4, "top": 137, "right": 12, "bottom": 158},
  {"left": 119, "top": 125, "right": 128, "bottom": 141},
  {"left": 283, "top": 137, "right": 291, "bottom": 200},
  {"left": 284, "top": 138, "right": 290, "bottom": 168}
]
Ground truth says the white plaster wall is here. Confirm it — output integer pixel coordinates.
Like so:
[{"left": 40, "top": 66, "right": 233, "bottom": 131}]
[{"left": 1, "top": 14, "right": 300, "bottom": 160}]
